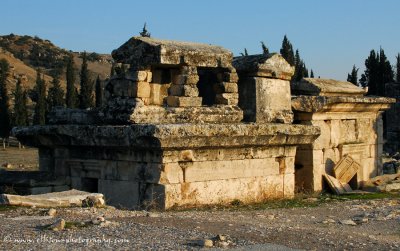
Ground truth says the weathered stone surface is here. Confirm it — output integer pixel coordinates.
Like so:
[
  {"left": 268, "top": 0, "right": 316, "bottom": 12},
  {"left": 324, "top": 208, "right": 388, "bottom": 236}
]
[
  {"left": 166, "top": 96, "right": 202, "bottom": 107},
  {"left": 149, "top": 83, "right": 169, "bottom": 105},
  {"left": 238, "top": 77, "right": 293, "bottom": 123},
  {"left": 291, "top": 95, "right": 395, "bottom": 113},
  {"left": 292, "top": 78, "right": 367, "bottom": 96},
  {"left": 217, "top": 72, "right": 238, "bottom": 83},
  {"left": 215, "top": 93, "right": 238, "bottom": 105},
  {"left": 112, "top": 36, "right": 233, "bottom": 68},
  {"left": 0, "top": 189, "right": 105, "bottom": 207},
  {"left": 173, "top": 74, "right": 199, "bottom": 85},
  {"left": 13, "top": 123, "right": 320, "bottom": 149},
  {"left": 213, "top": 82, "right": 238, "bottom": 93},
  {"left": 169, "top": 84, "right": 199, "bottom": 97},
  {"left": 233, "top": 53, "right": 294, "bottom": 80}
]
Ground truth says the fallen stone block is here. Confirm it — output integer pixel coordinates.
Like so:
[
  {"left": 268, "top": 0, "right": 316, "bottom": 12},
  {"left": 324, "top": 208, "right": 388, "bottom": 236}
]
[
  {"left": 0, "top": 189, "right": 105, "bottom": 208},
  {"left": 333, "top": 155, "right": 360, "bottom": 184},
  {"left": 323, "top": 174, "right": 353, "bottom": 195}
]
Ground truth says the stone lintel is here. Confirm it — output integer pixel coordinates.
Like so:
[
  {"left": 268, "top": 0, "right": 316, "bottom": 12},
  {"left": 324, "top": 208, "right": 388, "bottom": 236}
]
[
  {"left": 12, "top": 123, "right": 320, "bottom": 150},
  {"left": 291, "top": 95, "right": 395, "bottom": 113}
]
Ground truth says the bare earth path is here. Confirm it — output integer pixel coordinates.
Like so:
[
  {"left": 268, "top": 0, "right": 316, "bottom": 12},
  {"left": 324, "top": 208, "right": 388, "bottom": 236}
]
[{"left": 0, "top": 196, "right": 399, "bottom": 250}]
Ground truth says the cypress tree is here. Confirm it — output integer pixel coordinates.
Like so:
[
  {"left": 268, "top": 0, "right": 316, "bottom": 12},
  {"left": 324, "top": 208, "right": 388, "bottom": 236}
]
[
  {"left": 79, "top": 52, "right": 94, "bottom": 109},
  {"left": 13, "top": 78, "right": 28, "bottom": 127},
  {"left": 280, "top": 35, "right": 295, "bottom": 66},
  {"left": 261, "top": 41, "right": 269, "bottom": 55},
  {"left": 47, "top": 74, "right": 65, "bottom": 110},
  {"left": 378, "top": 48, "right": 394, "bottom": 95},
  {"left": 361, "top": 49, "right": 394, "bottom": 95},
  {"left": 347, "top": 65, "right": 359, "bottom": 86},
  {"left": 66, "top": 54, "right": 78, "bottom": 108},
  {"left": 140, "top": 23, "right": 151, "bottom": 37},
  {"left": 95, "top": 76, "right": 103, "bottom": 107},
  {"left": 110, "top": 62, "right": 116, "bottom": 77},
  {"left": 310, "top": 69, "right": 314, "bottom": 78},
  {"left": 396, "top": 53, "right": 400, "bottom": 83},
  {"left": 33, "top": 69, "right": 47, "bottom": 125},
  {"left": 0, "top": 59, "right": 11, "bottom": 147}
]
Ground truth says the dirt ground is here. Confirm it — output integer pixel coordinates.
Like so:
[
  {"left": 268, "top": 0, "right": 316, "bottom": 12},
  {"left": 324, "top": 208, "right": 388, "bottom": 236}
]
[
  {"left": 0, "top": 147, "right": 399, "bottom": 250},
  {"left": 0, "top": 195, "right": 399, "bottom": 250},
  {"left": 0, "top": 147, "right": 39, "bottom": 171}
]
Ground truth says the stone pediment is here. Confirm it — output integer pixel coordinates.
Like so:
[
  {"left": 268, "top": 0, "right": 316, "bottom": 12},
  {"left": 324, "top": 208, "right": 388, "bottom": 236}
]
[
  {"left": 233, "top": 53, "right": 294, "bottom": 80},
  {"left": 291, "top": 78, "right": 367, "bottom": 96},
  {"left": 112, "top": 36, "right": 233, "bottom": 68}
]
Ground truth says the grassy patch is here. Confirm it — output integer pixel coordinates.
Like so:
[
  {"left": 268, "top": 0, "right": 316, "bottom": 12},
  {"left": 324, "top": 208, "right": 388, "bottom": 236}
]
[
  {"left": 0, "top": 205, "right": 17, "bottom": 211},
  {"left": 168, "top": 192, "right": 400, "bottom": 212}
]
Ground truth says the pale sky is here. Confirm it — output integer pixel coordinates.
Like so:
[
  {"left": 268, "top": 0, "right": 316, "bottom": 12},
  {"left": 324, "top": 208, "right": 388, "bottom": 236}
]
[{"left": 1, "top": 0, "right": 400, "bottom": 80}]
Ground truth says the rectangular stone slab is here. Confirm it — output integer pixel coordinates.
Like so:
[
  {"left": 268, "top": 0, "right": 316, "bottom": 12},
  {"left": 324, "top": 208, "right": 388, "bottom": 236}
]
[
  {"left": 333, "top": 155, "right": 360, "bottom": 184},
  {"left": 0, "top": 189, "right": 104, "bottom": 208},
  {"left": 323, "top": 174, "right": 353, "bottom": 195}
]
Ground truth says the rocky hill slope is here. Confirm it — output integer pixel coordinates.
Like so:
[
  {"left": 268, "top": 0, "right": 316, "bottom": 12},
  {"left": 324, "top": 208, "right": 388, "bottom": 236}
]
[{"left": 0, "top": 34, "right": 113, "bottom": 93}]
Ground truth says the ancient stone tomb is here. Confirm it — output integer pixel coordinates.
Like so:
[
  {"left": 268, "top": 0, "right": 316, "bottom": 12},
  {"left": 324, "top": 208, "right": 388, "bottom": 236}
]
[
  {"left": 13, "top": 37, "right": 320, "bottom": 209},
  {"left": 12, "top": 37, "right": 392, "bottom": 209}
]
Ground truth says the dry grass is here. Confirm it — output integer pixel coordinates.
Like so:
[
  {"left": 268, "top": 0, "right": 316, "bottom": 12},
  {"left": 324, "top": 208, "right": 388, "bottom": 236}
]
[{"left": 0, "top": 147, "right": 39, "bottom": 171}]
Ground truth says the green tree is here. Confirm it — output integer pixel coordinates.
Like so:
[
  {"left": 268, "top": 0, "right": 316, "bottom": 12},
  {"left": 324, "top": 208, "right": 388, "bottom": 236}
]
[
  {"left": 240, "top": 48, "right": 249, "bottom": 56},
  {"left": 79, "top": 52, "right": 94, "bottom": 109},
  {"left": 360, "top": 48, "right": 394, "bottom": 95},
  {"left": 261, "top": 41, "right": 269, "bottom": 55},
  {"left": 13, "top": 78, "right": 29, "bottom": 127},
  {"left": 33, "top": 69, "right": 47, "bottom": 125},
  {"left": 47, "top": 74, "right": 65, "bottom": 110},
  {"left": 110, "top": 62, "right": 116, "bottom": 78},
  {"left": 95, "top": 76, "right": 103, "bottom": 107},
  {"left": 310, "top": 69, "right": 314, "bottom": 78},
  {"left": 0, "top": 59, "right": 11, "bottom": 147},
  {"left": 140, "top": 23, "right": 151, "bottom": 37},
  {"left": 396, "top": 53, "right": 400, "bottom": 83},
  {"left": 347, "top": 65, "right": 359, "bottom": 86},
  {"left": 280, "top": 35, "right": 295, "bottom": 66},
  {"left": 65, "top": 54, "right": 78, "bottom": 108}
]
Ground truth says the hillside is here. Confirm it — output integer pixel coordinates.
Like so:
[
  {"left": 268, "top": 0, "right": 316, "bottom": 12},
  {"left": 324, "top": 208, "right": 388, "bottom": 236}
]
[{"left": 0, "top": 34, "right": 113, "bottom": 92}]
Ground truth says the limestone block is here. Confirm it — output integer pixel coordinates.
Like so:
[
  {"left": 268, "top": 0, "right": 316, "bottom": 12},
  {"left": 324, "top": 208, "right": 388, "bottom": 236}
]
[
  {"left": 213, "top": 82, "right": 238, "bottom": 93},
  {"left": 183, "top": 158, "right": 281, "bottom": 182},
  {"left": 161, "top": 175, "right": 290, "bottom": 208},
  {"left": 131, "top": 81, "right": 151, "bottom": 98},
  {"left": 283, "top": 173, "right": 295, "bottom": 198},
  {"left": 98, "top": 179, "right": 139, "bottom": 209},
  {"left": 309, "top": 120, "right": 331, "bottom": 149},
  {"left": 238, "top": 77, "right": 293, "bottom": 123},
  {"left": 169, "top": 84, "right": 199, "bottom": 97},
  {"left": 217, "top": 72, "right": 239, "bottom": 83},
  {"left": 140, "top": 163, "right": 184, "bottom": 184},
  {"left": 339, "top": 119, "right": 357, "bottom": 144},
  {"left": 330, "top": 120, "right": 340, "bottom": 147},
  {"left": 359, "top": 158, "right": 376, "bottom": 182},
  {"left": 323, "top": 148, "right": 340, "bottom": 174},
  {"left": 149, "top": 83, "right": 169, "bottom": 105},
  {"left": 215, "top": 93, "right": 238, "bottom": 105},
  {"left": 356, "top": 118, "right": 375, "bottom": 143},
  {"left": 173, "top": 74, "right": 199, "bottom": 85},
  {"left": 295, "top": 149, "right": 323, "bottom": 167},
  {"left": 126, "top": 70, "right": 151, "bottom": 82},
  {"left": 166, "top": 96, "right": 202, "bottom": 107},
  {"left": 161, "top": 147, "right": 286, "bottom": 163}
]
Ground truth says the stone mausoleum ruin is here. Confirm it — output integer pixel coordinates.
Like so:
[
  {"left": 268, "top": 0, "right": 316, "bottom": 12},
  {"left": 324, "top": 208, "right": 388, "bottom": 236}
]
[{"left": 10, "top": 37, "right": 394, "bottom": 209}]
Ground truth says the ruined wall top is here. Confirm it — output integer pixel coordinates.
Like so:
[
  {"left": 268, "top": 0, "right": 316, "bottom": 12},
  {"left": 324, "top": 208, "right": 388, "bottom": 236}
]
[
  {"left": 232, "top": 54, "right": 294, "bottom": 80},
  {"left": 291, "top": 78, "right": 367, "bottom": 96},
  {"left": 111, "top": 36, "right": 233, "bottom": 68}
]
